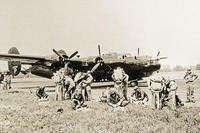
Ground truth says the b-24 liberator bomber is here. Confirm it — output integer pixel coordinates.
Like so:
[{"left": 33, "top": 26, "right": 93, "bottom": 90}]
[{"left": 0, "top": 46, "right": 167, "bottom": 85}]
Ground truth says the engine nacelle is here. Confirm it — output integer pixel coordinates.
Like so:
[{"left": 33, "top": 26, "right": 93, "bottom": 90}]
[{"left": 8, "top": 47, "right": 21, "bottom": 76}]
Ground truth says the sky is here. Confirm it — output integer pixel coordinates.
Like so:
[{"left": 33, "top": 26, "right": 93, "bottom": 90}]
[{"left": 0, "top": 0, "right": 200, "bottom": 70}]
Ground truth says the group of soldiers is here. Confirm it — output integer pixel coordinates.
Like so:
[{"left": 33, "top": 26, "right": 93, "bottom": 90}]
[
  {"left": 50, "top": 67, "right": 93, "bottom": 110},
  {"left": 0, "top": 71, "right": 12, "bottom": 90},
  {"left": 149, "top": 68, "right": 198, "bottom": 109},
  {"left": 35, "top": 66, "right": 198, "bottom": 110}
]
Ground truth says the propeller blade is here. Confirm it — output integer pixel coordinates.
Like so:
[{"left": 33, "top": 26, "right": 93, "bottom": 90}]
[
  {"left": 159, "top": 57, "right": 168, "bottom": 60},
  {"left": 98, "top": 45, "right": 101, "bottom": 57},
  {"left": 69, "top": 51, "right": 78, "bottom": 59},
  {"left": 157, "top": 51, "right": 160, "bottom": 57},
  {"left": 137, "top": 48, "right": 140, "bottom": 56},
  {"left": 53, "top": 49, "right": 63, "bottom": 59},
  {"left": 91, "top": 62, "right": 101, "bottom": 73}
]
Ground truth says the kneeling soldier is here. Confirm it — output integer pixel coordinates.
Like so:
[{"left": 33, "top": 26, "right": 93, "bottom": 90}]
[
  {"left": 130, "top": 86, "right": 149, "bottom": 105},
  {"left": 71, "top": 89, "right": 86, "bottom": 110},
  {"left": 107, "top": 88, "right": 129, "bottom": 108},
  {"left": 36, "top": 86, "right": 48, "bottom": 100}
]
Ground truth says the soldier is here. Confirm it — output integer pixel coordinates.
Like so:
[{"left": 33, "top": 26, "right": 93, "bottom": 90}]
[
  {"left": 130, "top": 86, "right": 149, "bottom": 105},
  {"left": 52, "top": 69, "right": 65, "bottom": 101},
  {"left": 107, "top": 88, "right": 129, "bottom": 108},
  {"left": 161, "top": 77, "right": 183, "bottom": 108},
  {"left": 1, "top": 71, "right": 11, "bottom": 90},
  {"left": 81, "top": 70, "right": 93, "bottom": 101},
  {"left": 0, "top": 72, "right": 4, "bottom": 89},
  {"left": 111, "top": 67, "right": 129, "bottom": 100},
  {"left": 148, "top": 71, "right": 164, "bottom": 109},
  {"left": 71, "top": 89, "right": 86, "bottom": 110},
  {"left": 6, "top": 72, "right": 12, "bottom": 89},
  {"left": 74, "top": 71, "right": 93, "bottom": 101},
  {"left": 36, "top": 86, "right": 48, "bottom": 100},
  {"left": 99, "top": 87, "right": 110, "bottom": 103},
  {"left": 184, "top": 68, "right": 198, "bottom": 103},
  {"left": 64, "top": 75, "right": 75, "bottom": 99}
]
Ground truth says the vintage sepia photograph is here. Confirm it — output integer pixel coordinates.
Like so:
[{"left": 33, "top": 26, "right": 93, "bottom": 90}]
[{"left": 0, "top": 0, "right": 200, "bottom": 132}]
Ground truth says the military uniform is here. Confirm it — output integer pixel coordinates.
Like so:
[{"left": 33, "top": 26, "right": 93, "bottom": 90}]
[
  {"left": 71, "top": 89, "right": 85, "bottom": 110},
  {"left": 184, "top": 69, "right": 198, "bottom": 102},
  {"left": 160, "top": 77, "right": 183, "bottom": 109},
  {"left": 36, "top": 86, "right": 48, "bottom": 99},
  {"left": 52, "top": 70, "right": 65, "bottom": 101},
  {"left": 148, "top": 72, "right": 165, "bottom": 109},
  {"left": 111, "top": 67, "right": 129, "bottom": 100},
  {"left": 107, "top": 88, "right": 129, "bottom": 108},
  {"left": 2, "top": 73, "right": 11, "bottom": 90},
  {"left": 64, "top": 76, "right": 75, "bottom": 99},
  {"left": 82, "top": 71, "right": 93, "bottom": 101},
  {"left": 74, "top": 71, "right": 93, "bottom": 101},
  {"left": 6, "top": 74, "right": 11, "bottom": 89},
  {"left": 131, "top": 86, "right": 149, "bottom": 104}
]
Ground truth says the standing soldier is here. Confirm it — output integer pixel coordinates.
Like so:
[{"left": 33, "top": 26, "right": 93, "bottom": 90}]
[
  {"left": 161, "top": 77, "right": 184, "bottom": 109},
  {"left": 81, "top": 70, "right": 93, "bottom": 101},
  {"left": 1, "top": 72, "right": 7, "bottom": 90},
  {"left": 52, "top": 69, "right": 65, "bottom": 101},
  {"left": 148, "top": 71, "right": 163, "bottom": 109},
  {"left": 64, "top": 75, "right": 75, "bottom": 99},
  {"left": 6, "top": 72, "right": 12, "bottom": 89},
  {"left": 184, "top": 68, "right": 198, "bottom": 103},
  {"left": 2, "top": 71, "right": 11, "bottom": 90},
  {"left": 0, "top": 72, "right": 4, "bottom": 89},
  {"left": 74, "top": 71, "right": 93, "bottom": 101},
  {"left": 111, "top": 67, "right": 129, "bottom": 100}
]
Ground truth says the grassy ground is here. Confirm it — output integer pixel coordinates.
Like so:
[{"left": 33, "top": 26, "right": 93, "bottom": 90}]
[
  {"left": 1, "top": 71, "right": 200, "bottom": 133},
  {"left": 1, "top": 89, "right": 200, "bottom": 133}
]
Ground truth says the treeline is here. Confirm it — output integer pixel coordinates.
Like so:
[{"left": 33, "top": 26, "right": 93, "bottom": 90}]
[{"left": 160, "top": 64, "right": 200, "bottom": 72}]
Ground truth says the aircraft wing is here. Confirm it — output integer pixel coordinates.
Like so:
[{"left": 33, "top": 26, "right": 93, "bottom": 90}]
[{"left": 0, "top": 54, "right": 52, "bottom": 64}]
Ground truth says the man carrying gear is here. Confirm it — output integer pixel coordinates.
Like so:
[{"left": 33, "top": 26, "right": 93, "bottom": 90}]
[
  {"left": 130, "top": 85, "right": 149, "bottom": 105},
  {"left": 184, "top": 68, "right": 198, "bottom": 103},
  {"left": 52, "top": 69, "right": 65, "bottom": 101},
  {"left": 74, "top": 71, "right": 93, "bottom": 101},
  {"left": 161, "top": 77, "right": 184, "bottom": 109},
  {"left": 111, "top": 67, "right": 129, "bottom": 100},
  {"left": 64, "top": 75, "right": 75, "bottom": 99},
  {"left": 107, "top": 88, "right": 129, "bottom": 108},
  {"left": 36, "top": 86, "right": 48, "bottom": 100}
]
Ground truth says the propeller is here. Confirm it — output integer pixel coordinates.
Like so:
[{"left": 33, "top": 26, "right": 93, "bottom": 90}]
[
  {"left": 53, "top": 49, "right": 78, "bottom": 61},
  {"left": 69, "top": 51, "right": 78, "bottom": 59},
  {"left": 91, "top": 62, "right": 101, "bottom": 73},
  {"left": 157, "top": 51, "right": 160, "bottom": 57},
  {"left": 98, "top": 44, "right": 101, "bottom": 57},
  {"left": 53, "top": 49, "right": 65, "bottom": 59}
]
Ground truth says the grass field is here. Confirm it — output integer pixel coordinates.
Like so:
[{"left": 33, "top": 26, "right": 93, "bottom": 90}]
[
  {"left": 1, "top": 90, "right": 200, "bottom": 133},
  {"left": 1, "top": 71, "right": 200, "bottom": 132}
]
